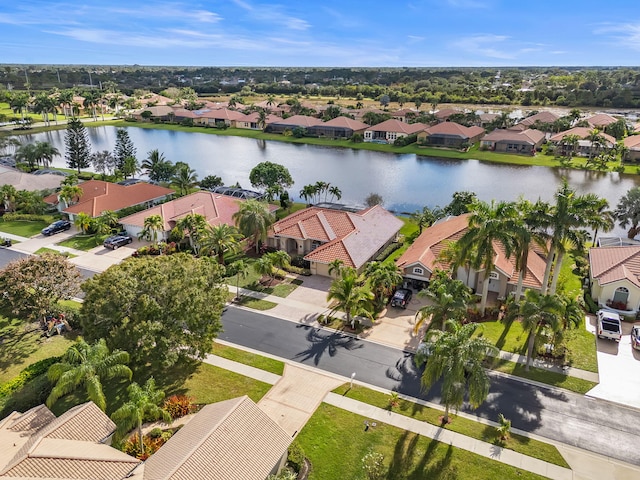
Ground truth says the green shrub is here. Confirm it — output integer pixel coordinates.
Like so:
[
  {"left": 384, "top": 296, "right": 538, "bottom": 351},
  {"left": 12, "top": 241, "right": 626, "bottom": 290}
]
[
  {"left": 2, "top": 213, "right": 52, "bottom": 222},
  {"left": 0, "top": 356, "right": 61, "bottom": 399},
  {"left": 148, "top": 427, "right": 163, "bottom": 438},
  {"left": 375, "top": 242, "right": 401, "bottom": 261},
  {"left": 287, "top": 441, "right": 305, "bottom": 473},
  {"left": 0, "top": 374, "right": 52, "bottom": 418},
  {"left": 584, "top": 291, "right": 598, "bottom": 314},
  {"left": 393, "top": 133, "right": 417, "bottom": 147}
]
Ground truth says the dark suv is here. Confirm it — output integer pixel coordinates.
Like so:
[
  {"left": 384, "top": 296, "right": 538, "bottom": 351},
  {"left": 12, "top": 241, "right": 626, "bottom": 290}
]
[
  {"left": 41, "top": 220, "right": 71, "bottom": 236},
  {"left": 390, "top": 288, "right": 412, "bottom": 309},
  {"left": 103, "top": 234, "right": 133, "bottom": 250}
]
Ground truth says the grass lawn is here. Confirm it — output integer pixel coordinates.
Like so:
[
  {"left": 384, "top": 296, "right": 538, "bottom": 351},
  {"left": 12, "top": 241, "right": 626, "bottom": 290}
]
[
  {"left": 224, "top": 254, "right": 302, "bottom": 298},
  {"left": 57, "top": 234, "right": 102, "bottom": 251},
  {"left": 0, "top": 219, "right": 50, "bottom": 238},
  {"left": 485, "top": 357, "right": 597, "bottom": 394},
  {"left": 332, "top": 384, "right": 569, "bottom": 468},
  {"left": 34, "top": 247, "right": 76, "bottom": 258},
  {"left": 296, "top": 403, "right": 550, "bottom": 480},
  {"left": 233, "top": 295, "right": 278, "bottom": 310},
  {"left": 276, "top": 202, "right": 307, "bottom": 220},
  {"left": 212, "top": 342, "right": 285, "bottom": 375}
]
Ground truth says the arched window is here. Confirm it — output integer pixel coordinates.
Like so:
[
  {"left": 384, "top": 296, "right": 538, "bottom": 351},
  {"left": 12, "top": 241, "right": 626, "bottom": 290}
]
[
  {"left": 413, "top": 267, "right": 424, "bottom": 275},
  {"left": 613, "top": 286, "right": 629, "bottom": 309}
]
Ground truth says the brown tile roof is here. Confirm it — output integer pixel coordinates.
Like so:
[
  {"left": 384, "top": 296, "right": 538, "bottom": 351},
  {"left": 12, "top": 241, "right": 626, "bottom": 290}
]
[
  {"left": 271, "top": 115, "right": 323, "bottom": 128},
  {"left": 589, "top": 246, "right": 640, "bottom": 288},
  {"left": 271, "top": 205, "right": 402, "bottom": 269},
  {"left": 586, "top": 113, "right": 619, "bottom": 128},
  {"left": 119, "top": 192, "right": 278, "bottom": 231},
  {"left": 320, "top": 116, "right": 369, "bottom": 131},
  {"left": 423, "top": 122, "right": 484, "bottom": 138},
  {"left": 0, "top": 166, "right": 64, "bottom": 192},
  {"left": 548, "top": 127, "right": 616, "bottom": 145},
  {"left": 195, "top": 107, "right": 247, "bottom": 122},
  {"left": 623, "top": 135, "right": 640, "bottom": 149},
  {"left": 171, "top": 108, "right": 198, "bottom": 119},
  {"left": 482, "top": 128, "right": 545, "bottom": 144},
  {"left": 365, "top": 119, "right": 426, "bottom": 135},
  {"left": 143, "top": 396, "right": 291, "bottom": 480},
  {"left": 135, "top": 105, "right": 174, "bottom": 117},
  {"left": 479, "top": 113, "right": 499, "bottom": 122},
  {"left": 435, "top": 108, "right": 462, "bottom": 120},
  {"left": 45, "top": 180, "right": 174, "bottom": 218},
  {"left": 396, "top": 215, "right": 546, "bottom": 289},
  {"left": 242, "top": 112, "right": 282, "bottom": 124},
  {"left": 518, "top": 111, "right": 560, "bottom": 126}
]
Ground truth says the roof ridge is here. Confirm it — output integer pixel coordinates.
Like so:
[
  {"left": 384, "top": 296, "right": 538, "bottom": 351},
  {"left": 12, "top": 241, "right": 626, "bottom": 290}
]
[
  {"left": 316, "top": 211, "right": 336, "bottom": 240},
  {"left": 594, "top": 247, "right": 640, "bottom": 278}
]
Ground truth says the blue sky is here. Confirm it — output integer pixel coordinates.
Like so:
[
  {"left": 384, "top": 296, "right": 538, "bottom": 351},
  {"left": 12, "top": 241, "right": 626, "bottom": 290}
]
[{"left": 1, "top": 0, "right": 639, "bottom": 67}]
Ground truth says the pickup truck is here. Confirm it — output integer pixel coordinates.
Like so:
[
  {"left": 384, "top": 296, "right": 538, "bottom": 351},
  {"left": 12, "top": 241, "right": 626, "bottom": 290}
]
[{"left": 596, "top": 310, "right": 622, "bottom": 341}]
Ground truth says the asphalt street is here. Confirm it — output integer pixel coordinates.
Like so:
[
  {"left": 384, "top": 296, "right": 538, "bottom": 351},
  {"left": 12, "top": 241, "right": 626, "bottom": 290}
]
[{"left": 221, "top": 306, "right": 640, "bottom": 466}]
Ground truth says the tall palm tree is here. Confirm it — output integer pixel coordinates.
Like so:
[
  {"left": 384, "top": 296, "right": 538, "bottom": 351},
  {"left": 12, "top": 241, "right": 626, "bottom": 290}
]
[
  {"left": 327, "top": 266, "right": 374, "bottom": 329},
  {"left": 416, "top": 320, "right": 497, "bottom": 423},
  {"left": 14, "top": 143, "right": 39, "bottom": 170},
  {"left": 560, "top": 134, "right": 580, "bottom": 161},
  {"left": 232, "top": 199, "right": 274, "bottom": 254},
  {"left": 411, "top": 206, "right": 436, "bottom": 234},
  {"left": 143, "top": 214, "right": 164, "bottom": 243},
  {"left": 34, "top": 141, "right": 60, "bottom": 168},
  {"left": 142, "top": 149, "right": 172, "bottom": 182},
  {"left": 364, "top": 261, "right": 402, "bottom": 310},
  {"left": 415, "top": 272, "right": 471, "bottom": 332},
  {"left": 257, "top": 109, "right": 268, "bottom": 130},
  {"left": 46, "top": 338, "right": 132, "bottom": 411},
  {"left": 59, "top": 184, "right": 83, "bottom": 207},
  {"left": 111, "top": 378, "right": 172, "bottom": 455},
  {"left": 230, "top": 259, "right": 250, "bottom": 300},
  {"left": 328, "top": 259, "right": 344, "bottom": 277},
  {"left": 74, "top": 212, "right": 93, "bottom": 234},
  {"left": 173, "top": 163, "right": 198, "bottom": 195},
  {"left": 176, "top": 213, "right": 208, "bottom": 255},
  {"left": 299, "top": 184, "right": 316, "bottom": 205},
  {"left": 200, "top": 223, "right": 242, "bottom": 264},
  {"left": 437, "top": 240, "right": 478, "bottom": 286},
  {"left": 458, "top": 200, "right": 518, "bottom": 315},
  {"left": 328, "top": 185, "right": 342, "bottom": 202}
]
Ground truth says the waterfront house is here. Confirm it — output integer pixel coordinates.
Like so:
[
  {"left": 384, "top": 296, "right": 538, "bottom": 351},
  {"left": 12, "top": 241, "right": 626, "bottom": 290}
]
[
  {"left": 417, "top": 122, "right": 485, "bottom": 148},
  {"left": 363, "top": 119, "right": 426, "bottom": 143},
  {"left": 308, "top": 116, "right": 369, "bottom": 138},
  {"left": 589, "top": 246, "right": 640, "bottom": 314},
  {"left": 480, "top": 129, "right": 545, "bottom": 154},
  {"left": 266, "top": 115, "right": 323, "bottom": 134}
]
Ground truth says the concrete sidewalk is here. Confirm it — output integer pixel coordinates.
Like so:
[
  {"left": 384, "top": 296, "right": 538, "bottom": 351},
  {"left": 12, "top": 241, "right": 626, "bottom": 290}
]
[{"left": 205, "top": 342, "right": 640, "bottom": 480}]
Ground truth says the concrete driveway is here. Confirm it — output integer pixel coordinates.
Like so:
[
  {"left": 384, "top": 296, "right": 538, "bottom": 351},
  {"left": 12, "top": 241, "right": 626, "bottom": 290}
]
[
  {"left": 585, "top": 314, "right": 640, "bottom": 409},
  {"left": 13, "top": 228, "right": 78, "bottom": 254}
]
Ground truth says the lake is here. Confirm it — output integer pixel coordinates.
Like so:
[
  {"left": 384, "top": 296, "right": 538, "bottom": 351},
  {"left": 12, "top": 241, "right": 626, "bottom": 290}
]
[{"left": 23, "top": 126, "right": 640, "bottom": 234}]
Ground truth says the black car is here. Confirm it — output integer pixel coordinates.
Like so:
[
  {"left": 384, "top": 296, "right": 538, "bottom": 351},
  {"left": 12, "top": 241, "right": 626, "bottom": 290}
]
[
  {"left": 103, "top": 234, "right": 133, "bottom": 250},
  {"left": 390, "top": 288, "right": 413, "bottom": 309},
  {"left": 41, "top": 220, "right": 71, "bottom": 236}
]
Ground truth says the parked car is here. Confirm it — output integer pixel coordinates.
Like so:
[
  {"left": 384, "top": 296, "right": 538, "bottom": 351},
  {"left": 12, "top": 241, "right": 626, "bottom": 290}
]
[
  {"left": 390, "top": 288, "right": 413, "bottom": 309},
  {"left": 41, "top": 220, "right": 71, "bottom": 236},
  {"left": 596, "top": 310, "right": 622, "bottom": 341},
  {"left": 103, "top": 234, "right": 133, "bottom": 249},
  {"left": 631, "top": 325, "right": 640, "bottom": 351}
]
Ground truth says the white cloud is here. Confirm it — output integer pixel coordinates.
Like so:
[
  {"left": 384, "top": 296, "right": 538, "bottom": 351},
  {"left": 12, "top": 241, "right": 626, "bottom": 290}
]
[
  {"left": 594, "top": 23, "right": 640, "bottom": 50},
  {"left": 452, "top": 34, "right": 543, "bottom": 60},
  {"left": 230, "top": 0, "right": 310, "bottom": 31}
]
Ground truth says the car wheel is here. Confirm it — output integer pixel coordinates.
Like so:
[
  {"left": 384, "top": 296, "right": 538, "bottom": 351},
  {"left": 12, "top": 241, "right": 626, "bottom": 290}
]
[
  {"left": 127, "top": 238, "right": 132, "bottom": 244},
  {"left": 113, "top": 244, "right": 119, "bottom": 250}
]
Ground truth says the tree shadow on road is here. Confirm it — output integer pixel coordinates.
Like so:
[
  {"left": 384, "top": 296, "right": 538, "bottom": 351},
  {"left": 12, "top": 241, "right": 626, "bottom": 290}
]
[{"left": 293, "top": 327, "right": 363, "bottom": 365}]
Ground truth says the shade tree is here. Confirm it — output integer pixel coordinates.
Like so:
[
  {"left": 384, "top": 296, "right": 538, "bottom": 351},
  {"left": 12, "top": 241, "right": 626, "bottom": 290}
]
[{"left": 249, "top": 161, "right": 294, "bottom": 193}]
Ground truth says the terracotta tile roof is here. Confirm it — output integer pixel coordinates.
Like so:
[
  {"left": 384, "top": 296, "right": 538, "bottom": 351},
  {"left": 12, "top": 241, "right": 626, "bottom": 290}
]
[
  {"left": 435, "top": 108, "right": 462, "bottom": 120},
  {"left": 518, "top": 111, "right": 560, "bottom": 126},
  {"left": 270, "top": 115, "right": 323, "bottom": 128},
  {"left": 623, "top": 135, "right": 640, "bottom": 149},
  {"left": 171, "top": 108, "right": 198, "bottom": 119},
  {"left": 423, "top": 122, "right": 485, "bottom": 138},
  {"left": 586, "top": 113, "right": 618, "bottom": 128},
  {"left": 365, "top": 119, "right": 426, "bottom": 135},
  {"left": 549, "top": 127, "right": 616, "bottom": 145},
  {"left": 391, "top": 108, "right": 417, "bottom": 116},
  {"left": 143, "top": 396, "right": 291, "bottom": 480},
  {"left": 135, "top": 105, "right": 174, "bottom": 117},
  {"left": 119, "top": 192, "right": 278, "bottom": 232},
  {"left": 45, "top": 180, "right": 174, "bottom": 218},
  {"left": 482, "top": 128, "right": 545, "bottom": 144},
  {"left": 320, "top": 116, "right": 369, "bottom": 131},
  {"left": 194, "top": 107, "right": 247, "bottom": 121},
  {"left": 479, "top": 113, "right": 499, "bottom": 122},
  {"left": 242, "top": 112, "right": 282, "bottom": 124},
  {"left": 396, "top": 215, "right": 545, "bottom": 289},
  {"left": 589, "top": 246, "right": 640, "bottom": 288}
]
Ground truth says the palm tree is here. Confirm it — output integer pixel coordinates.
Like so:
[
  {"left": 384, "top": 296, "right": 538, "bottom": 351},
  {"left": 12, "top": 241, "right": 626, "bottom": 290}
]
[
  {"left": 74, "top": 212, "right": 93, "bottom": 234},
  {"left": 95, "top": 210, "right": 118, "bottom": 236},
  {"left": 200, "top": 223, "right": 242, "bottom": 264},
  {"left": 0, "top": 185, "right": 17, "bottom": 213},
  {"left": 328, "top": 259, "right": 344, "bottom": 277},
  {"left": 458, "top": 200, "right": 518, "bottom": 315},
  {"left": 512, "top": 290, "right": 564, "bottom": 371},
  {"left": 34, "top": 141, "right": 60, "bottom": 168},
  {"left": 176, "top": 213, "right": 208, "bottom": 255},
  {"left": 257, "top": 109, "right": 268, "bottom": 130},
  {"left": 14, "top": 143, "right": 39, "bottom": 170},
  {"left": 327, "top": 266, "right": 374, "bottom": 329},
  {"left": 416, "top": 320, "right": 497, "bottom": 423},
  {"left": 121, "top": 156, "right": 140, "bottom": 179},
  {"left": 299, "top": 184, "right": 316, "bottom": 206},
  {"left": 230, "top": 259, "right": 250, "bottom": 300},
  {"left": 364, "top": 261, "right": 402, "bottom": 310},
  {"left": 59, "top": 184, "right": 83, "bottom": 207},
  {"left": 560, "top": 134, "right": 580, "bottom": 161},
  {"left": 254, "top": 255, "right": 275, "bottom": 285},
  {"left": 110, "top": 377, "right": 172, "bottom": 455},
  {"left": 415, "top": 272, "right": 471, "bottom": 333},
  {"left": 232, "top": 199, "right": 274, "bottom": 254},
  {"left": 437, "top": 240, "right": 477, "bottom": 286},
  {"left": 46, "top": 338, "right": 132, "bottom": 411},
  {"left": 173, "top": 163, "right": 198, "bottom": 195},
  {"left": 328, "top": 185, "right": 342, "bottom": 202},
  {"left": 411, "top": 206, "right": 436, "bottom": 234},
  {"left": 143, "top": 214, "right": 164, "bottom": 243},
  {"left": 142, "top": 149, "right": 172, "bottom": 182}
]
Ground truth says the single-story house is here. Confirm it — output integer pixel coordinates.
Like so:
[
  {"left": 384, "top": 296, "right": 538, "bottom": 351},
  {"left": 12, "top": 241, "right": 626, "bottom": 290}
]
[
  {"left": 480, "top": 129, "right": 545, "bottom": 154},
  {"left": 268, "top": 204, "right": 403, "bottom": 276},
  {"left": 265, "top": 115, "right": 323, "bottom": 134},
  {"left": 44, "top": 179, "right": 174, "bottom": 221},
  {"left": 434, "top": 108, "right": 463, "bottom": 122},
  {"left": 119, "top": 191, "right": 278, "bottom": 240},
  {"left": 589, "top": 246, "right": 640, "bottom": 314},
  {"left": 363, "top": 119, "right": 426, "bottom": 143},
  {"left": 194, "top": 107, "right": 247, "bottom": 127},
  {"left": 131, "top": 105, "right": 175, "bottom": 121},
  {"left": 479, "top": 113, "right": 499, "bottom": 127},
  {"left": 548, "top": 127, "right": 616, "bottom": 157},
  {"left": 623, "top": 135, "right": 640, "bottom": 162},
  {"left": 308, "top": 116, "right": 369, "bottom": 138},
  {"left": 0, "top": 165, "right": 64, "bottom": 192},
  {"left": 0, "top": 402, "right": 141, "bottom": 479},
  {"left": 235, "top": 111, "right": 282, "bottom": 130},
  {"left": 515, "top": 111, "right": 560, "bottom": 128},
  {"left": 417, "top": 122, "right": 485, "bottom": 147},
  {"left": 396, "top": 214, "right": 546, "bottom": 297},
  {"left": 586, "top": 113, "right": 619, "bottom": 130},
  {"left": 144, "top": 396, "right": 292, "bottom": 480},
  {"left": 390, "top": 109, "right": 418, "bottom": 123}
]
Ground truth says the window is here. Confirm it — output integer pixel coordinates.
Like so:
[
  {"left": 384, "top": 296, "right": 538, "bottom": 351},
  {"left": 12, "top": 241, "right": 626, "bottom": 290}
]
[
  {"left": 413, "top": 267, "right": 424, "bottom": 275},
  {"left": 489, "top": 271, "right": 499, "bottom": 280}
]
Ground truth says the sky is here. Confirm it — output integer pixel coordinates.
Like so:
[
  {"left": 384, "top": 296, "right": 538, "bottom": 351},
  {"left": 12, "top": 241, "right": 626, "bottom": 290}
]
[{"left": 1, "top": 0, "right": 639, "bottom": 67}]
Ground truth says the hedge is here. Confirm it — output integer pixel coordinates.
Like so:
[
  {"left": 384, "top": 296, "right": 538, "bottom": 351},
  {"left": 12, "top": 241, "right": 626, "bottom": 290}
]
[
  {"left": 0, "top": 356, "right": 60, "bottom": 399},
  {"left": 2, "top": 213, "right": 53, "bottom": 222},
  {"left": 375, "top": 242, "right": 401, "bottom": 262}
]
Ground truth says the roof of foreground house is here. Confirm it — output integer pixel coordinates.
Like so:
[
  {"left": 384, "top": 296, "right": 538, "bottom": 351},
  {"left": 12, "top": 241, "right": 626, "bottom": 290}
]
[
  {"left": 482, "top": 128, "right": 545, "bottom": 145},
  {"left": 0, "top": 166, "right": 64, "bottom": 192},
  {"left": 623, "top": 135, "right": 640, "bottom": 150},
  {"left": 0, "top": 402, "right": 140, "bottom": 480},
  {"left": 270, "top": 115, "right": 323, "bottom": 128},
  {"left": 44, "top": 180, "right": 174, "bottom": 217},
  {"left": 143, "top": 396, "right": 291, "bottom": 480},
  {"left": 422, "top": 122, "right": 485, "bottom": 139},
  {"left": 119, "top": 191, "right": 277, "bottom": 231},
  {"left": 548, "top": 127, "right": 616, "bottom": 145},
  {"left": 589, "top": 246, "right": 640, "bottom": 288},
  {"left": 271, "top": 205, "right": 403, "bottom": 268},
  {"left": 517, "top": 111, "right": 560, "bottom": 126},
  {"left": 365, "top": 119, "right": 426, "bottom": 135},
  {"left": 318, "top": 116, "right": 369, "bottom": 131},
  {"left": 396, "top": 214, "right": 546, "bottom": 289},
  {"left": 586, "top": 113, "right": 619, "bottom": 128}
]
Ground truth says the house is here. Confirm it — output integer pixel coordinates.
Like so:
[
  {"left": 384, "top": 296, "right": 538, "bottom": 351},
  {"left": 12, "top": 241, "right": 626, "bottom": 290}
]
[
  {"left": 515, "top": 111, "right": 560, "bottom": 128},
  {"left": 194, "top": 107, "right": 247, "bottom": 127},
  {"left": 118, "top": 191, "right": 278, "bottom": 241},
  {"left": 265, "top": 115, "right": 323, "bottom": 134},
  {"left": 131, "top": 105, "right": 175, "bottom": 121},
  {"left": 144, "top": 396, "right": 292, "bottom": 480},
  {"left": 44, "top": 179, "right": 174, "bottom": 221},
  {"left": 586, "top": 113, "right": 619, "bottom": 130},
  {"left": 390, "top": 108, "right": 418, "bottom": 123},
  {"left": 548, "top": 127, "right": 616, "bottom": 157},
  {"left": 0, "top": 165, "right": 64, "bottom": 192},
  {"left": 363, "top": 119, "right": 426, "bottom": 143},
  {"left": 308, "top": 116, "right": 369, "bottom": 138},
  {"left": 0, "top": 402, "right": 141, "bottom": 479},
  {"left": 589, "top": 246, "right": 640, "bottom": 314},
  {"left": 479, "top": 113, "right": 499, "bottom": 127},
  {"left": 235, "top": 111, "right": 282, "bottom": 130},
  {"left": 395, "top": 214, "right": 546, "bottom": 296},
  {"left": 480, "top": 129, "right": 545, "bottom": 154},
  {"left": 417, "top": 122, "right": 485, "bottom": 148},
  {"left": 267, "top": 204, "right": 403, "bottom": 276},
  {"left": 623, "top": 135, "right": 640, "bottom": 162},
  {"left": 434, "top": 108, "right": 463, "bottom": 122}
]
